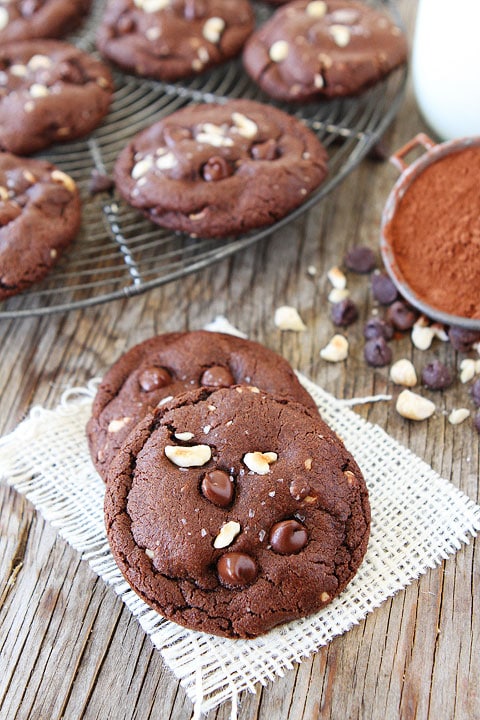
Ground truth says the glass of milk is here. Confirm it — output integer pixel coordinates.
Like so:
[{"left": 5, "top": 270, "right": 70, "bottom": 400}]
[{"left": 412, "top": 0, "right": 480, "bottom": 139}]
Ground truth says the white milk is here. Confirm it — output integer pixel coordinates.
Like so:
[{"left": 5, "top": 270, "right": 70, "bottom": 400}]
[{"left": 412, "top": 0, "right": 480, "bottom": 139}]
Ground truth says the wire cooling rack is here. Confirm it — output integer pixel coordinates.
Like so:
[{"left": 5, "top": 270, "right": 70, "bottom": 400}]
[{"left": 0, "top": 0, "right": 408, "bottom": 318}]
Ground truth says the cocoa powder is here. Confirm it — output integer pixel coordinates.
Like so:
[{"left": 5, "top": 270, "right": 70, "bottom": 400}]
[{"left": 384, "top": 145, "right": 480, "bottom": 319}]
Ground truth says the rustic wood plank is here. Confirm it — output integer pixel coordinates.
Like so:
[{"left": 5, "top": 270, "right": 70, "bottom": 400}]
[{"left": 1, "top": 2, "right": 479, "bottom": 718}]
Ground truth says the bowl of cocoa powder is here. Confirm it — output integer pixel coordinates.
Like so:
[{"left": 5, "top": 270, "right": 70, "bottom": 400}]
[{"left": 380, "top": 133, "right": 480, "bottom": 330}]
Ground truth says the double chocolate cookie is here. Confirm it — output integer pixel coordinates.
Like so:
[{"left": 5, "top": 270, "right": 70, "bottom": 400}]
[
  {"left": 0, "top": 40, "right": 114, "bottom": 156},
  {"left": 0, "top": 153, "right": 81, "bottom": 300},
  {"left": 243, "top": 0, "right": 408, "bottom": 101},
  {"left": 104, "top": 385, "right": 370, "bottom": 638},
  {"left": 0, "top": 0, "right": 91, "bottom": 43},
  {"left": 96, "top": 0, "right": 254, "bottom": 82},
  {"left": 113, "top": 99, "right": 328, "bottom": 238},
  {"left": 87, "top": 330, "right": 318, "bottom": 481}
]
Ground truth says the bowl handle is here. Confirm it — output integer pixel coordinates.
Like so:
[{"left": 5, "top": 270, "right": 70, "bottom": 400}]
[{"left": 389, "top": 133, "right": 436, "bottom": 173}]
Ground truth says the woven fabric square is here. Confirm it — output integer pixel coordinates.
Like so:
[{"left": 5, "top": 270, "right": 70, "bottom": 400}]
[{"left": 1, "top": 376, "right": 479, "bottom": 718}]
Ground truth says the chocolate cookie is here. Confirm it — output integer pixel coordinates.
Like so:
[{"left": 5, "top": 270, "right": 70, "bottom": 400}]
[
  {"left": 0, "top": 0, "right": 91, "bottom": 43},
  {"left": 87, "top": 330, "right": 318, "bottom": 481},
  {"left": 104, "top": 385, "right": 370, "bottom": 638},
  {"left": 113, "top": 99, "right": 328, "bottom": 238},
  {"left": 0, "top": 153, "right": 81, "bottom": 300},
  {"left": 96, "top": 0, "right": 254, "bottom": 82},
  {"left": 0, "top": 40, "right": 114, "bottom": 156},
  {"left": 243, "top": 0, "right": 408, "bottom": 102}
]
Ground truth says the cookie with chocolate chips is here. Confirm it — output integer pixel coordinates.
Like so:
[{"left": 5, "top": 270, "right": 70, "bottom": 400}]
[
  {"left": 113, "top": 98, "right": 328, "bottom": 238},
  {"left": 87, "top": 330, "right": 318, "bottom": 481},
  {"left": 0, "top": 0, "right": 91, "bottom": 43},
  {"left": 96, "top": 0, "right": 254, "bottom": 82},
  {"left": 0, "top": 152, "right": 81, "bottom": 299},
  {"left": 243, "top": 0, "right": 407, "bottom": 102},
  {"left": 0, "top": 40, "right": 113, "bottom": 156},
  {"left": 104, "top": 385, "right": 370, "bottom": 638}
]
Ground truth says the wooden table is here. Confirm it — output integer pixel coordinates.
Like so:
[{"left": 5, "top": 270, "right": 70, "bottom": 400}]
[{"left": 1, "top": 3, "right": 479, "bottom": 718}]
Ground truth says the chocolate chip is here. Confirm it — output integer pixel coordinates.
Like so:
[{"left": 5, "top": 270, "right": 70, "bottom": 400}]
[
  {"left": 217, "top": 552, "right": 257, "bottom": 587},
  {"left": 201, "top": 469, "right": 234, "bottom": 507},
  {"left": 58, "top": 59, "right": 86, "bottom": 85},
  {"left": 269, "top": 519, "right": 308, "bottom": 554},
  {"left": 371, "top": 272, "right": 398, "bottom": 305},
  {"left": 421, "top": 360, "right": 453, "bottom": 390},
  {"left": 200, "top": 365, "right": 234, "bottom": 388},
  {"left": 251, "top": 139, "right": 277, "bottom": 161},
  {"left": 343, "top": 246, "right": 376, "bottom": 274},
  {"left": 5, "top": 168, "right": 35, "bottom": 194},
  {"left": 202, "top": 156, "right": 233, "bottom": 182},
  {"left": 331, "top": 297, "right": 359, "bottom": 327},
  {"left": 289, "top": 477, "right": 311, "bottom": 501},
  {"left": 363, "top": 317, "right": 394, "bottom": 341},
  {"left": 364, "top": 337, "right": 392, "bottom": 367},
  {"left": 117, "top": 15, "right": 135, "bottom": 34},
  {"left": 367, "top": 137, "right": 390, "bottom": 162},
  {"left": 448, "top": 326, "right": 480, "bottom": 353},
  {"left": 89, "top": 170, "right": 114, "bottom": 195},
  {"left": 386, "top": 300, "right": 418, "bottom": 331},
  {"left": 474, "top": 412, "right": 480, "bottom": 434},
  {"left": 163, "top": 126, "right": 192, "bottom": 145},
  {"left": 138, "top": 366, "right": 172, "bottom": 392},
  {"left": 471, "top": 378, "right": 480, "bottom": 407}
]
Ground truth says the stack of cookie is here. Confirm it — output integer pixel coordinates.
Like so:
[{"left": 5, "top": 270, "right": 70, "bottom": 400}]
[{"left": 87, "top": 331, "right": 371, "bottom": 638}]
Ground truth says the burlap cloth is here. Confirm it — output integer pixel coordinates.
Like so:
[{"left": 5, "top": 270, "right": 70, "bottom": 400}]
[{"left": 1, "top": 363, "right": 479, "bottom": 718}]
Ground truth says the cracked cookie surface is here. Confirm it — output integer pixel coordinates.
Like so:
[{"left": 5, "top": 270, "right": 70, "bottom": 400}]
[
  {"left": 113, "top": 98, "right": 328, "bottom": 238},
  {"left": 0, "top": 0, "right": 91, "bottom": 43},
  {"left": 243, "top": 0, "right": 407, "bottom": 102},
  {"left": 87, "top": 330, "right": 318, "bottom": 481},
  {"left": 104, "top": 385, "right": 370, "bottom": 638},
  {"left": 0, "top": 40, "right": 113, "bottom": 155},
  {"left": 96, "top": 0, "right": 254, "bottom": 82},
  {"left": 0, "top": 152, "right": 81, "bottom": 299}
]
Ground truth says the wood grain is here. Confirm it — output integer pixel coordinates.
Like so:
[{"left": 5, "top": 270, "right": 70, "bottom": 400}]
[{"left": 1, "top": 2, "right": 479, "bottom": 718}]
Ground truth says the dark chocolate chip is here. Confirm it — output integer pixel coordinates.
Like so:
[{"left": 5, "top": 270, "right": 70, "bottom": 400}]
[
  {"left": 363, "top": 317, "right": 394, "bottom": 341},
  {"left": 89, "top": 170, "right": 114, "bottom": 195},
  {"left": 217, "top": 552, "right": 257, "bottom": 587},
  {"left": 371, "top": 272, "right": 398, "bottom": 305},
  {"left": 138, "top": 366, "right": 172, "bottom": 392},
  {"left": 202, "top": 156, "right": 233, "bottom": 182},
  {"left": 251, "top": 139, "right": 277, "bottom": 161},
  {"left": 364, "top": 337, "right": 392, "bottom": 367},
  {"left": 330, "top": 296, "right": 358, "bottom": 326},
  {"left": 421, "top": 360, "right": 454, "bottom": 390},
  {"left": 331, "top": 297, "right": 358, "bottom": 327},
  {"left": 474, "top": 412, "right": 480, "bottom": 434},
  {"left": 470, "top": 378, "right": 480, "bottom": 407},
  {"left": 163, "top": 126, "right": 192, "bottom": 145},
  {"left": 201, "top": 469, "right": 234, "bottom": 507},
  {"left": 343, "top": 245, "right": 376, "bottom": 274},
  {"left": 367, "top": 138, "right": 390, "bottom": 162},
  {"left": 448, "top": 326, "right": 480, "bottom": 353},
  {"left": 386, "top": 300, "right": 418, "bottom": 331},
  {"left": 269, "top": 519, "right": 308, "bottom": 554},
  {"left": 117, "top": 15, "right": 135, "bottom": 34},
  {"left": 289, "top": 477, "right": 311, "bottom": 501},
  {"left": 200, "top": 365, "right": 234, "bottom": 388}
]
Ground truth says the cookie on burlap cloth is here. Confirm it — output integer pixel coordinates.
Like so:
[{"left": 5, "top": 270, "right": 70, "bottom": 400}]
[
  {"left": 87, "top": 330, "right": 318, "bottom": 481},
  {"left": 104, "top": 385, "right": 370, "bottom": 638}
]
